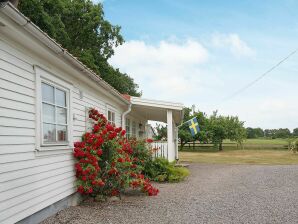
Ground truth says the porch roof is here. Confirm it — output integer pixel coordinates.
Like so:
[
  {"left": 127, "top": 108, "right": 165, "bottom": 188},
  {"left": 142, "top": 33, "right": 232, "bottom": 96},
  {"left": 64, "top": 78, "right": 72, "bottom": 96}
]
[{"left": 130, "top": 97, "right": 184, "bottom": 125}]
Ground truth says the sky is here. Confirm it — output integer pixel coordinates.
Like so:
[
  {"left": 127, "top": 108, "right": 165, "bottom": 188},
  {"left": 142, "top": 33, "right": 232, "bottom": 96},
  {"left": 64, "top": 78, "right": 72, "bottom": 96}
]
[{"left": 99, "top": 0, "right": 298, "bottom": 130}]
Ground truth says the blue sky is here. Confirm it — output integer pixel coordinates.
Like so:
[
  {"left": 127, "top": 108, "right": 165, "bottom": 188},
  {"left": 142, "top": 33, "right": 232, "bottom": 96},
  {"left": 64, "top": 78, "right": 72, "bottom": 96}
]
[{"left": 100, "top": 0, "right": 298, "bottom": 129}]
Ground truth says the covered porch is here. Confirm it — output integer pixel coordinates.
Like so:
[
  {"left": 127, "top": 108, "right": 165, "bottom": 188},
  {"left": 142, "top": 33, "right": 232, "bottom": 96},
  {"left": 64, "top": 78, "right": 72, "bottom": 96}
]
[{"left": 129, "top": 97, "right": 184, "bottom": 162}]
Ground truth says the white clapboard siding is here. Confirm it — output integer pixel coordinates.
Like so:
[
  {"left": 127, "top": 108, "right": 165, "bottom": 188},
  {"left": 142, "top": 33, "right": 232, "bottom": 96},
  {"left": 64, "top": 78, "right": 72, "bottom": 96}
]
[
  {"left": 0, "top": 136, "right": 35, "bottom": 145},
  {"left": 0, "top": 126, "right": 35, "bottom": 136},
  {"left": 3, "top": 187, "right": 75, "bottom": 224},
  {"left": 0, "top": 48, "right": 34, "bottom": 75},
  {"left": 0, "top": 152, "right": 35, "bottom": 164},
  {"left": 0, "top": 176, "right": 75, "bottom": 215},
  {"left": 0, "top": 117, "right": 35, "bottom": 128},
  {"left": 1, "top": 165, "right": 74, "bottom": 193},
  {"left": 0, "top": 77, "right": 35, "bottom": 97},
  {"left": 0, "top": 58, "right": 34, "bottom": 79},
  {"left": 0, "top": 107, "right": 35, "bottom": 121},
  {"left": 1, "top": 159, "right": 73, "bottom": 182},
  {"left": 0, "top": 183, "right": 75, "bottom": 223},
  {"left": 0, "top": 98, "right": 34, "bottom": 113},
  {"left": 0, "top": 172, "right": 75, "bottom": 207},
  {"left": 0, "top": 153, "right": 74, "bottom": 174},
  {"left": 0, "top": 88, "right": 35, "bottom": 105},
  {"left": 0, "top": 144, "right": 35, "bottom": 155},
  {"left": 0, "top": 68, "right": 34, "bottom": 89}
]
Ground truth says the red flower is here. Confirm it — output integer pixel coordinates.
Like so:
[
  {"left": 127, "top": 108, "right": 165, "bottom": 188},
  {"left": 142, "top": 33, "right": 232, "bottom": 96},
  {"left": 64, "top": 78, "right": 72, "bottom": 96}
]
[
  {"left": 117, "top": 157, "right": 125, "bottom": 163},
  {"left": 146, "top": 138, "right": 154, "bottom": 143},
  {"left": 115, "top": 127, "right": 122, "bottom": 133},
  {"left": 88, "top": 187, "right": 93, "bottom": 194},
  {"left": 120, "top": 130, "right": 126, "bottom": 136},
  {"left": 111, "top": 189, "right": 119, "bottom": 196},
  {"left": 97, "top": 149, "right": 103, "bottom": 156},
  {"left": 106, "top": 124, "right": 114, "bottom": 132},
  {"left": 98, "top": 180, "right": 105, "bottom": 187},
  {"left": 93, "top": 124, "right": 100, "bottom": 133},
  {"left": 77, "top": 185, "right": 84, "bottom": 193}
]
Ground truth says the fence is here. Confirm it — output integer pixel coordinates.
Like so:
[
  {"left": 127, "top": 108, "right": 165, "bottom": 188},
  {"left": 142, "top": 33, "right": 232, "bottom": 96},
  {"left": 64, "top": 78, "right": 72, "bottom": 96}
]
[{"left": 151, "top": 141, "right": 168, "bottom": 160}]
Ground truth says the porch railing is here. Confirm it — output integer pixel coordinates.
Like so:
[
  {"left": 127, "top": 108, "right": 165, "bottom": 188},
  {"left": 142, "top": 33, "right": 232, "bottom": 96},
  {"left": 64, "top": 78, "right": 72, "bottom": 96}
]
[{"left": 151, "top": 141, "right": 168, "bottom": 160}]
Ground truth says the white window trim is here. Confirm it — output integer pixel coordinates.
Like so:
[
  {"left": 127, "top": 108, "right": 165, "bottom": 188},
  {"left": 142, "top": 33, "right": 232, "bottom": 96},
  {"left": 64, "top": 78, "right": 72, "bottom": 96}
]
[
  {"left": 35, "top": 66, "right": 73, "bottom": 151},
  {"left": 106, "top": 104, "right": 116, "bottom": 126},
  {"left": 132, "top": 120, "right": 137, "bottom": 137},
  {"left": 107, "top": 110, "right": 116, "bottom": 126}
]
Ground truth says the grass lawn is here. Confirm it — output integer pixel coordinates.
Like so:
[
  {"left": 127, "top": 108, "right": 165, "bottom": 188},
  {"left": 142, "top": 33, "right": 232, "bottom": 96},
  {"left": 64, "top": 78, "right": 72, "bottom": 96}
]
[
  {"left": 224, "top": 138, "right": 289, "bottom": 145},
  {"left": 179, "top": 150, "right": 298, "bottom": 165}
]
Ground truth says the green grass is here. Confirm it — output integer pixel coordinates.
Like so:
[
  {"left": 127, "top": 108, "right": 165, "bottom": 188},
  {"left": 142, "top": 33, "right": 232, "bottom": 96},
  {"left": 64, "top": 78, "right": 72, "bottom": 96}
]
[
  {"left": 224, "top": 138, "right": 288, "bottom": 145},
  {"left": 181, "top": 138, "right": 289, "bottom": 152},
  {"left": 179, "top": 150, "right": 298, "bottom": 165}
]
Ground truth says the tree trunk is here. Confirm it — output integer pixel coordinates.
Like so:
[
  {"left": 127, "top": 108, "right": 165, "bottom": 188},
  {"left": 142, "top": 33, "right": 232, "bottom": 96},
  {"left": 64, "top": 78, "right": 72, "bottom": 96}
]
[
  {"left": 180, "top": 142, "right": 185, "bottom": 151},
  {"left": 219, "top": 141, "right": 223, "bottom": 151}
]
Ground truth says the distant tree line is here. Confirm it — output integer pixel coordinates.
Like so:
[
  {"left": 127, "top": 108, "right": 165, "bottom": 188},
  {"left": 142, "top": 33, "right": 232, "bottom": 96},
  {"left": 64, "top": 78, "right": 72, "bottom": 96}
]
[{"left": 246, "top": 127, "right": 298, "bottom": 139}]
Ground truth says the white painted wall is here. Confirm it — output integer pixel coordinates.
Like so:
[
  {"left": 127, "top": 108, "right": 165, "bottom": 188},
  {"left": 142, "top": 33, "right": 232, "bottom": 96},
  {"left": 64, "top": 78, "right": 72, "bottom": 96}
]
[{"left": 0, "top": 34, "right": 127, "bottom": 224}]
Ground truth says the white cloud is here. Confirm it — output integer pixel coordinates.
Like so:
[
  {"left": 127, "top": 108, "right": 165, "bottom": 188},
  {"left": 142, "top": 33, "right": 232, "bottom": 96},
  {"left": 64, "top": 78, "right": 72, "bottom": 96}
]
[
  {"left": 212, "top": 33, "right": 255, "bottom": 57},
  {"left": 109, "top": 37, "right": 298, "bottom": 130},
  {"left": 109, "top": 39, "right": 215, "bottom": 103}
]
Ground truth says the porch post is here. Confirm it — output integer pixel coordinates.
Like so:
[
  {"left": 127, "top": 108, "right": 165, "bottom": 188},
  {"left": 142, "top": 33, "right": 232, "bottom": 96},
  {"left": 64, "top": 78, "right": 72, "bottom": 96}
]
[{"left": 167, "top": 109, "right": 174, "bottom": 162}]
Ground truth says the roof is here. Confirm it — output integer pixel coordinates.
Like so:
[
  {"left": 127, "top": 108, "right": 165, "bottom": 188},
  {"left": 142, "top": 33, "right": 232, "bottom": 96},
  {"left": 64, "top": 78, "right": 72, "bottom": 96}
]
[
  {"left": 130, "top": 96, "right": 184, "bottom": 124},
  {"left": 0, "top": 2, "right": 130, "bottom": 105}
]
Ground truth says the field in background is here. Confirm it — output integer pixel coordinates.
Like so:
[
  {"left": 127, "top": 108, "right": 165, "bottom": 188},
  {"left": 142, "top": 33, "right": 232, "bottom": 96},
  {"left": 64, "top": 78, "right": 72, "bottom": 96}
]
[
  {"left": 179, "top": 138, "right": 298, "bottom": 165},
  {"left": 180, "top": 138, "right": 289, "bottom": 152}
]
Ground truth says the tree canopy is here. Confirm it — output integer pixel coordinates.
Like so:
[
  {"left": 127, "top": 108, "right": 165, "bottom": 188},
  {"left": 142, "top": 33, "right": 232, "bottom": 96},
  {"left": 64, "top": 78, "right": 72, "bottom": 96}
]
[
  {"left": 155, "top": 107, "right": 247, "bottom": 151},
  {"left": 18, "top": 0, "right": 141, "bottom": 96}
]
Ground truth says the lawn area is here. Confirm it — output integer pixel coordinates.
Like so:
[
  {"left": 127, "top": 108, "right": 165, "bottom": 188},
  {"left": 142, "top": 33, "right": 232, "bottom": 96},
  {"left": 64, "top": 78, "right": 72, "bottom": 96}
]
[
  {"left": 224, "top": 138, "right": 289, "bottom": 145},
  {"left": 179, "top": 150, "right": 298, "bottom": 165}
]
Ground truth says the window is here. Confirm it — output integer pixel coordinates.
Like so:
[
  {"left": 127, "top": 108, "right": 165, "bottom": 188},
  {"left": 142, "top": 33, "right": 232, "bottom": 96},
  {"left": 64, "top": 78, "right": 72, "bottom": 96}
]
[
  {"left": 132, "top": 121, "right": 136, "bottom": 137},
  {"left": 108, "top": 110, "right": 115, "bottom": 126},
  {"left": 125, "top": 118, "right": 131, "bottom": 138},
  {"left": 41, "top": 82, "right": 68, "bottom": 144}
]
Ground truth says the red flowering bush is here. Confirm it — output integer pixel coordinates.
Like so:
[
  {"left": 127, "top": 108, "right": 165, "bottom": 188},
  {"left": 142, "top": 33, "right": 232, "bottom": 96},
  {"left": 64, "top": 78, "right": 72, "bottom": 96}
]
[{"left": 74, "top": 108, "right": 159, "bottom": 197}]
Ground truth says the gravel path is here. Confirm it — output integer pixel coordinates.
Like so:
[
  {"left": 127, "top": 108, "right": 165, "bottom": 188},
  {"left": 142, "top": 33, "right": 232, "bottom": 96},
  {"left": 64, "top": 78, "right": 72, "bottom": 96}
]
[{"left": 42, "top": 164, "right": 298, "bottom": 224}]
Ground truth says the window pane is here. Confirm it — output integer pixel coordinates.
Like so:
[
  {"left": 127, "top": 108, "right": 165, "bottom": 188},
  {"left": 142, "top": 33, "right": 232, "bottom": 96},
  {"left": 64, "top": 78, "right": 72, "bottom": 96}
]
[
  {"left": 43, "top": 123, "right": 56, "bottom": 142},
  {"left": 42, "top": 83, "right": 54, "bottom": 103},
  {"left": 57, "top": 107, "right": 67, "bottom": 124},
  {"left": 108, "top": 111, "right": 111, "bottom": 121},
  {"left": 42, "top": 103, "right": 55, "bottom": 123},
  {"left": 56, "top": 88, "right": 66, "bottom": 107},
  {"left": 57, "top": 125, "right": 67, "bottom": 142}
]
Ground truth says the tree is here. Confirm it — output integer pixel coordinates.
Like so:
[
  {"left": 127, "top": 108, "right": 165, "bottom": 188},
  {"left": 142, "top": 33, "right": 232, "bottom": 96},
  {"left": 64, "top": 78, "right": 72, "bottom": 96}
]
[
  {"left": 246, "top": 127, "right": 264, "bottom": 139},
  {"left": 178, "top": 107, "right": 208, "bottom": 150},
  {"left": 208, "top": 112, "right": 246, "bottom": 151},
  {"left": 18, "top": 0, "right": 141, "bottom": 96},
  {"left": 293, "top": 128, "right": 298, "bottom": 137},
  {"left": 154, "top": 124, "right": 167, "bottom": 141}
]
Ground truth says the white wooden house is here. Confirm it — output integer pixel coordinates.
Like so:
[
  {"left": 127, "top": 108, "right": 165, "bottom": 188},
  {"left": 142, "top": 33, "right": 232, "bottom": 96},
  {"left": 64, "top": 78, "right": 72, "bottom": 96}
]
[{"left": 0, "top": 3, "right": 183, "bottom": 224}]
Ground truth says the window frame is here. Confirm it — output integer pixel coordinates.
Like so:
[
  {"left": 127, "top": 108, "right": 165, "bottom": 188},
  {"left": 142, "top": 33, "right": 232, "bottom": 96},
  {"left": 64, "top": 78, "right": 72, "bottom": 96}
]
[
  {"left": 35, "top": 66, "right": 73, "bottom": 150},
  {"left": 107, "top": 110, "right": 116, "bottom": 126},
  {"left": 41, "top": 80, "right": 69, "bottom": 145},
  {"left": 132, "top": 121, "right": 136, "bottom": 138}
]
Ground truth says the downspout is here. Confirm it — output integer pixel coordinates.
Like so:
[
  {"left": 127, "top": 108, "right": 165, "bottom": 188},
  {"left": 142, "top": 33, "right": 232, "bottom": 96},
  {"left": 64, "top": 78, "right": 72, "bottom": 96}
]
[{"left": 122, "top": 104, "right": 131, "bottom": 128}]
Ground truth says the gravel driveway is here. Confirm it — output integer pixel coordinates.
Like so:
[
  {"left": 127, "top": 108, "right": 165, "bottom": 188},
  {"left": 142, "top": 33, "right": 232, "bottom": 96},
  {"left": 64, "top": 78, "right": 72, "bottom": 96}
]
[{"left": 42, "top": 164, "right": 298, "bottom": 224}]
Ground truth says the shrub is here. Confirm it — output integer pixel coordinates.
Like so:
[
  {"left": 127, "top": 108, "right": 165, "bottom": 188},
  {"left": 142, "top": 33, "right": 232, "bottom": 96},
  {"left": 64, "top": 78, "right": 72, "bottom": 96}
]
[
  {"left": 144, "top": 158, "right": 190, "bottom": 183},
  {"left": 73, "top": 108, "right": 159, "bottom": 197}
]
